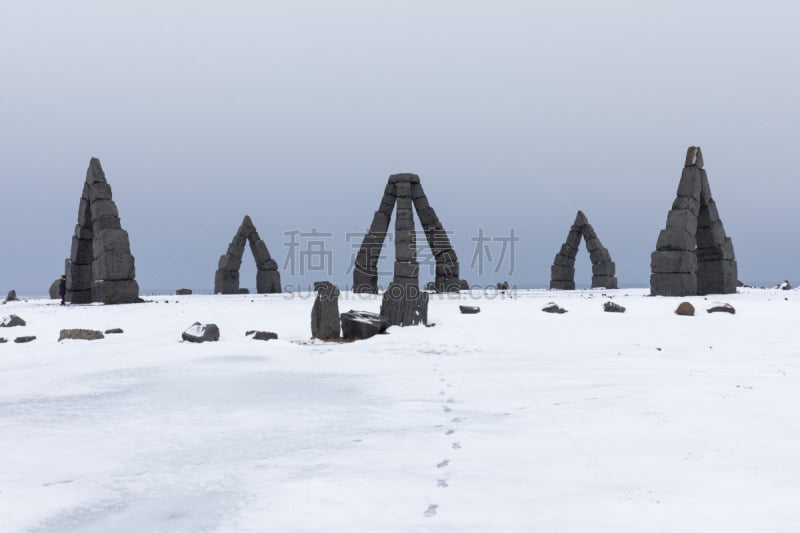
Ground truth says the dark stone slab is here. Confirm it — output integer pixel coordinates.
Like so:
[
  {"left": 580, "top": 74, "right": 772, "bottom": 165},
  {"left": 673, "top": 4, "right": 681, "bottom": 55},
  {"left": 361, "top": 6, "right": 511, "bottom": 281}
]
[
  {"left": 380, "top": 283, "right": 428, "bottom": 326},
  {"left": 650, "top": 251, "right": 698, "bottom": 273},
  {"left": 176, "top": 289, "right": 192, "bottom": 295},
  {"left": 341, "top": 310, "right": 390, "bottom": 340},
  {"left": 549, "top": 280, "right": 575, "bottom": 290},
  {"left": 58, "top": 329, "right": 104, "bottom": 341},
  {"left": 105, "top": 328, "right": 124, "bottom": 334},
  {"left": 603, "top": 301, "right": 626, "bottom": 313},
  {"left": 592, "top": 261, "right": 616, "bottom": 277},
  {"left": 311, "top": 281, "right": 340, "bottom": 339},
  {"left": 550, "top": 265, "right": 575, "bottom": 281},
  {"left": 256, "top": 270, "right": 282, "bottom": 294},
  {"left": 91, "top": 279, "right": 141, "bottom": 304},
  {"left": 93, "top": 253, "right": 135, "bottom": 281},
  {"left": 676, "top": 167, "right": 702, "bottom": 199},
  {"left": 697, "top": 259, "right": 738, "bottom": 295},
  {"left": 707, "top": 303, "right": 735, "bottom": 314},
  {"left": 591, "top": 276, "right": 618, "bottom": 289},
  {"left": 656, "top": 227, "right": 696, "bottom": 251},
  {"left": 542, "top": 302, "right": 567, "bottom": 314},
  {"left": 14, "top": 336, "right": 36, "bottom": 343},
  {"left": 459, "top": 305, "right": 480, "bottom": 314},
  {"left": 650, "top": 273, "right": 698, "bottom": 296}
]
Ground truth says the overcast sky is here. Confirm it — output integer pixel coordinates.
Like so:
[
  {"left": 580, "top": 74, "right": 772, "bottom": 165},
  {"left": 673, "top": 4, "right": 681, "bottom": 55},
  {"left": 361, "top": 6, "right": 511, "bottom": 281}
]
[{"left": 1, "top": 1, "right": 798, "bottom": 294}]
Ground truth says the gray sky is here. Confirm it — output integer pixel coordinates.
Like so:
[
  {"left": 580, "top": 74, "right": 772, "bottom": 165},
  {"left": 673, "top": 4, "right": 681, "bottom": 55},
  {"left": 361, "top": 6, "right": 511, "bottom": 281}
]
[{"left": 2, "top": 1, "right": 798, "bottom": 294}]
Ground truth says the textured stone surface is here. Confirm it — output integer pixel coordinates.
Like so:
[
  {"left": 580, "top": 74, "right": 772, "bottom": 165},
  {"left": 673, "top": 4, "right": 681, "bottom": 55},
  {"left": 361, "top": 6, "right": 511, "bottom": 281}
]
[
  {"left": 380, "top": 283, "right": 428, "bottom": 326},
  {"left": 248, "top": 331, "right": 278, "bottom": 341},
  {"left": 542, "top": 302, "right": 567, "bottom": 314},
  {"left": 4, "top": 290, "right": 18, "bottom": 303},
  {"left": 675, "top": 302, "right": 695, "bottom": 316},
  {"left": 707, "top": 303, "right": 735, "bottom": 314},
  {"left": 651, "top": 147, "right": 737, "bottom": 296},
  {"left": 340, "top": 310, "right": 390, "bottom": 340},
  {"left": 66, "top": 158, "right": 138, "bottom": 304},
  {"left": 182, "top": 322, "right": 220, "bottom": 343},
  {"left": 354, "top": 174, "right": 460, "bottom": 296},
  {"left": 14, "top": 336, "right": 36, "bottom": 343},
  {"left": 214, "top": 215, "right": 281, "bottom": 294},
  {"left": 175, "top": 288, "right": 192, "bottom": 295},
  {"left": 550, "top": 211, "right": 617, "bottom": 290},
  {"left": 311, "top": 281, "right": 341, "bottom": 340},
  {"left": 459, "top": 305, "right": 480, "bottom": 314},
  {"left": 0, "top": 314, "right": 26, "bottom": 327},
  {"left": 603, "top": 301, "right": 626, "bottom": 313},
  {"left": 49, "top": 279, "right": 60, "bottom": 299},
  {"left": 58, "top": 329, "right": 104, "bottom": 341}
]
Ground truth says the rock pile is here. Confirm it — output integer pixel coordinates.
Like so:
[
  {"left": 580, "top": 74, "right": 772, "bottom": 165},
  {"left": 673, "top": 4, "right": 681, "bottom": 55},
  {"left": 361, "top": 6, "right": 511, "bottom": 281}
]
[
  {"left": 214, "top": 215, "right": 281, "bottom": 294},
  {"left": 66, "top": 158, "right": 139, "bottom": 304},
  {"left": 550, "top": 210, "right": 617, "bottom": 290},
  {"left": 353, "top": 173, "right": 464, "bottom": 295},
  {"left": 651, "top": 147, "right": 738, "bottom": 296}
]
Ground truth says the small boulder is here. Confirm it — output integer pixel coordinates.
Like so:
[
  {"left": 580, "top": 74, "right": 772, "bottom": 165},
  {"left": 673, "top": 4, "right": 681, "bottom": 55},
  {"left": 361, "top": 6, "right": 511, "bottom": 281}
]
[
  {"left": 776, "top": 280, "right": 792, "bottom": 290},
  {"left": 182, "top": 322, "right": 220, "bottom": 343},
  {"left": 176, "top": 288, "right": 193, "bottom": 295},
  {"left": 340, "top": 310, "right": 390, "bottom": 340},
  {"left": 49, "top": 279, "right": 61, "bottom": 299},
  {"left": 707, "top": 303, "right": 735, "bottom": 314},
  {"left": 14, "top": 336, "right": 36, "bottom": 343},
  {"left": 675, "top": 302, "right": 695, "bottom": 316},
  {"left": 0, "top": 315, "right": 26, "bottom": 327},
  {"left": 311, "top": 281, "right": 341, "bottom": 340},
  {"left": 246, "top": 331, "right": 278, "bottom": 341},
  {"left": 459, "top": 305, "right": 480, "bottom": 314},
  {"left": 4, "top": 290, "right": 18, "bottom": 303},
  {"left": 459, "top": 279, "right": 470, "bottom": 290},
  {"left": 542, "top": 302, "right": 567, "bottom": 314},
  {"left": 497, "top": 281, "right": 510, "bottom": 291},
  {"left": 0, "top": 338, "right": 7, "bottom": 343},
  {"left": 59, "top": 329, "right": 105, "bottom": 341},
  {"left": 104, "top": 328, "right": 124, "bottom": 334},
  {"left": 603, "top": 301, "right": 626, "bottom": 313}
]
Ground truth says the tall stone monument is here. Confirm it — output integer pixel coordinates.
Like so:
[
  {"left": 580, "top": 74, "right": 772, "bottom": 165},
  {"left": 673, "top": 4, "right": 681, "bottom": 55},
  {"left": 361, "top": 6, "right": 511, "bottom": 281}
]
[
  {"left": 650, "top": 147, "right": 738, "bottom": 296},
  {"left": 550, "top": 210, "right": 618, "bottom": 290},
  {"left": 66, "top": 158, "right": 139, "bottom": 304},
  {"left": 353, "top": 173, "right": 462, "bottom": 295},
  {"left": 214, "top": 215, "right": 281, "bottom": 294}
]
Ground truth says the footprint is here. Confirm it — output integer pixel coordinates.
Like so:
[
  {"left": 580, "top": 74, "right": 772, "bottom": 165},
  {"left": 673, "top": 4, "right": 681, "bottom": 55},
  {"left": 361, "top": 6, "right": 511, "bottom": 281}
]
[
  {"left": 452, "top": 442, "right": 461, "bottom": 449},
  {"left": 450, "top": 417, "right": 462, "bottom": 423},
  {"left": 445, "top": 429, "right": 455, "bottom": 435},
  {"left": 436, "top": 479, "right": 449, "bottom": 488},
  {"left": 424, "top": 504, "right": 438, "bottom": 517},
  {"left": 438, "top": 390, "right": 445, "bottom": 396},
  {"left": 440, "top": 378, "right": 446, "bottom": 382},
  {"left": 446, "top": 397, "right": 455, "bottom": 403},
  {"left": 442, "top": 405, "right": 452, "bottom": 413},
  {"left": 436, "top": 459, "right": 450, "bottom": 468}
]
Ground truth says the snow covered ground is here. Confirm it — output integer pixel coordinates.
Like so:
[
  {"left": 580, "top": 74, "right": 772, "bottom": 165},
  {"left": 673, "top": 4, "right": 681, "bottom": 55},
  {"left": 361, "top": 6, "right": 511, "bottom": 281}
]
[{"left": 1, "top": 288, "right": 799, "bottom": 532}]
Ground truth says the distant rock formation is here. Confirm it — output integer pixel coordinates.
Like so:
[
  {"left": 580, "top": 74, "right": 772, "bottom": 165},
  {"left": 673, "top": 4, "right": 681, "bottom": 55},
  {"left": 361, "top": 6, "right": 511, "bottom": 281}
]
[
  {"left": 66, "top": 158, "right": 139, "bottom": 304},
  {"left": 550, "top": 210, "right": 617, "bottom": 290},
  {"left": 353, "top": 173, "right": 464, "bottom": 296},
  {"left": 651, "top": 147, "right": 738, "bottom": 296},
  {"left": 214, "top": 215, "right": 281, "bottom": 294}
]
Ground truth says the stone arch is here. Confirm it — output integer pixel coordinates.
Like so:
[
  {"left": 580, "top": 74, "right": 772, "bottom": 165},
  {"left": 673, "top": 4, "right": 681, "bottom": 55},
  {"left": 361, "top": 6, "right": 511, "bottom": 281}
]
[
  {"left": 352, "top": 173, "right": 463, "bottom": 295},
  {"left": 66, "top": 158, "right": 139, "bottom": 304},
  {"left": 550, "top": 210, "right": 617, "bottom": 290},
  {"left": 650, "top": 146, "right": 737, "bottom": 296},
  {"left": 214, "top": 215, "right": 281, "bottom": 294}
]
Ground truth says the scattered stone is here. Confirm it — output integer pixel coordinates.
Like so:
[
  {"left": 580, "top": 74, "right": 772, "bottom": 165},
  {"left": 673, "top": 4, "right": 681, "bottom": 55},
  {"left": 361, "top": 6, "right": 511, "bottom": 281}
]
[
  {"left": 776, "top": 280, "right": 792, "bottom": 290},
  {"left": 214, "top": 215, "right": 282, "bottom": 294},
  {"left": 14, "top": 336, "right": 36, "bottom": 343},
  {"left": 49, "top": 279, "right": 61, "bottom": 299},
  {"left": 104, "top": 328, "right": 124, "bottom": 334},
  {"left": 0, "top": 315, "right": 26, "bottom": 327},
  {"left": 0, "top": 338, "right": 7, "bottom": 343},
  {"left": 249, "top": 331, "right": 278, "bottom": 341},
  {"left": 675, "top": 302, "right": 695, "bottom": 316},
  {"left": 542, "top": 302, "right": 567, "bottom": 314},
  {"left": 66, "top": 158, "right": 140, "bottom": 304},
  {"left": 651, "top": 147, "right": 737, "bottom": 296},
  {"left": 603, "top": 301, "right": 626, "bottom": 313},
  {"left": 340, "top": 310, "right": 390, "bottom": 340},
  {"left": 497, "top": 281, "right": 510, "bottom": 291},
  {"left": 176, "top": 288, "right": 192, "bottom": 295},
  {"left": 550, "top": 211, "right": 617, "bottom": 290},
  {"left": 707, "top": 303, "right": 735, "bottom": 314},
  {"left": 182, "top": 322, "right": 220, "bottom": 343},
  {"left": 311, "top": 282, "right": 341, "bottom": 339},
  {"left": 58, "top": 329, "right": 105, "bottom": 341},
  {"left": 4, "top": 290, "right": 18, "bottom": 303},
  {"left": 459, "top": 305, "right": 481, "bottom": 314},
  {"left": 459, "top": 279, "right": 470, "bottom": 290}
]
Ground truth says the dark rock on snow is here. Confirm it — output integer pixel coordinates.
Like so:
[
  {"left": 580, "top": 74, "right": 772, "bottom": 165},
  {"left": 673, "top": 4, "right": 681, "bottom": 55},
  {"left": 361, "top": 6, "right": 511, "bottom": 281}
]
[
  {"left": 0, "top": 315, "right": 26, "bottom": 327},
  {"left": 311, "top": 282, "right": 341, "bottom": 339},
  {"left": 459, "top": 305, "right": 481, "bottom": 314},
  {"left": 59, "top": 329, "right": 105, "bottom": 341},
  {"left": 675, "top": 302, "right": 695, "bottom": 316},
  {"left": 14, "top": 336, "right": 36, "bottom": 343},
  {"left": 340, "top": 310, "right": 390, "bottom": 340},
  {"left": 176, "top": 288, "right": 193, "bottom": 295},
  {"left": 104, "top": 328, "right": 124, "bottom": 334},
  {"left": 182, "top": 322, "right": 220, "bottom": 343},
  {"left": 4, "top": 290, "right": 18, "bottom": 303},
  {"left": 707, "top": 303, "right": 735, "bottom": 314},
  {"left": 603, "top": 301, "right": 626, "bottom": 313},
  {"left": 542, "top": 302, "right": 568, "bottom": 314},
  {"left": 246, "top": 330, "right": 278, "bottom": 341}
]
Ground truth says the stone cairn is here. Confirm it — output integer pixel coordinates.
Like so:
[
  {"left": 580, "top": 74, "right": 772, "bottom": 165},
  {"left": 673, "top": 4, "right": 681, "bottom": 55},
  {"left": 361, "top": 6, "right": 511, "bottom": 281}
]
[
  {"left": 550, "top": 210, "right": 617, "bottom": 290},
  {"left": 66, "top": 158, "right": 139, "bottom": 304},
  {"left": 214, "top": 215, "right": 281, "bottom": 294},
  {"left": 650, "top": 147, "right": 737, "bottom": 296},
  {"left": 353, "top": 173, "right": 462, "bottom": 295}
]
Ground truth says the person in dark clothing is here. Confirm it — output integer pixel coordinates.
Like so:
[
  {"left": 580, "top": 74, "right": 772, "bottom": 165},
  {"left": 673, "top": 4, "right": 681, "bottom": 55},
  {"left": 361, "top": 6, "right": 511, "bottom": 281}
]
[{"left": 59, "top": 275, "right": 66, "bottom": 306}]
